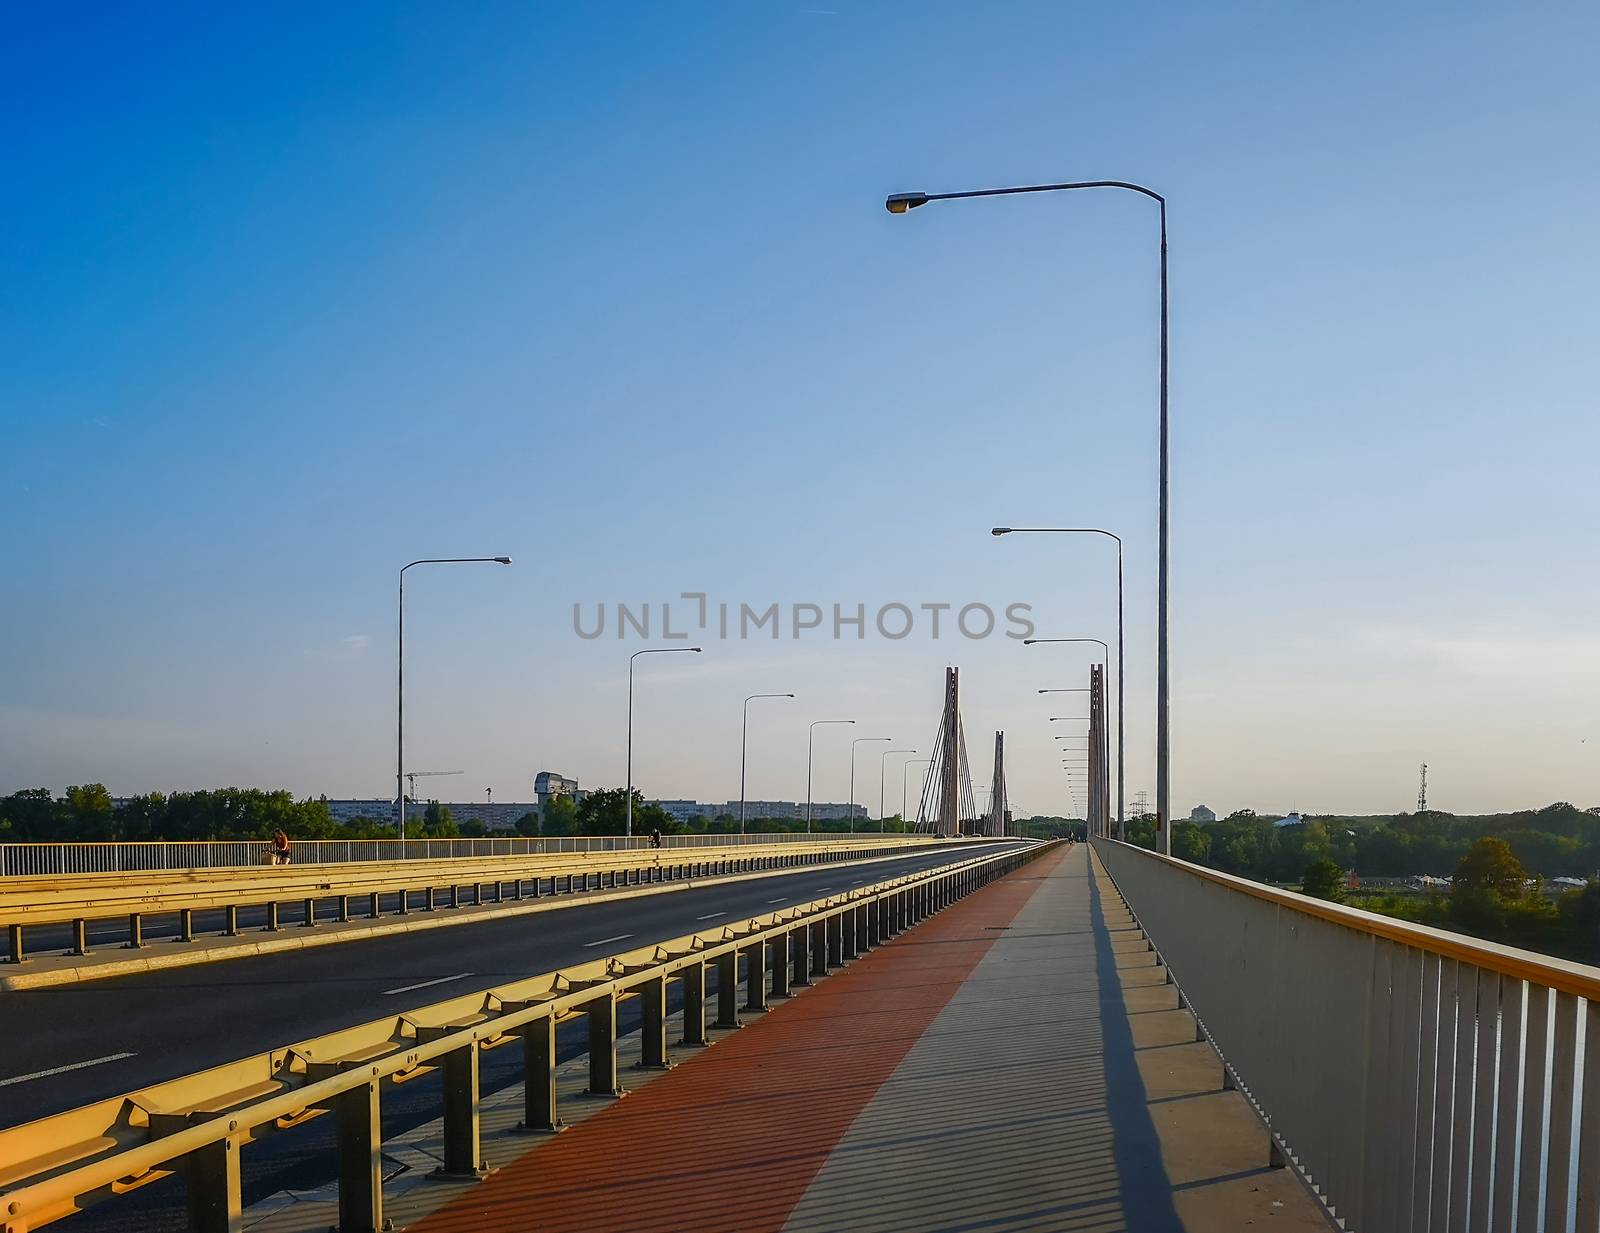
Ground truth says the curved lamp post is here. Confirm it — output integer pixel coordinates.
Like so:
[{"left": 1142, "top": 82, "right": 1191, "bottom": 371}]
[
  {"left": 740, "top": 693, "right": 795, "bottom": 834},
  {"left": 888, "top": 178, "right": 1168, "bottom": 848},
  {"left": 880, "top": 749, "right": 917, "bottom": 832},
  {"left": 397, "top": 556, "right": 512, "bottom": 841},
  {"left": 627, "top": 646, "right": 703, "bottom": 837},
  {"left": 998, "top": 527, "right": 1125, "bottom": 838},
  {"left": 806, "top": 720, "right": 855, "bottom": 833},
  {"left": 903, "top": 757, "right": 933, "bottom": 830},
  {"left": 849, "top": 737, "right": 892, "bottom": 832}
]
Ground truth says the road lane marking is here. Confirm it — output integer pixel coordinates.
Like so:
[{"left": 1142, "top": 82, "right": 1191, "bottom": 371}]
[
  {"left": 383, "top": 973, "right": 474, "bottom": 996},
  {"left": 584, "top": 933, "right": 634, "bottom": 948},
  {"left": 696, "top": 912, "right": 726, "bottom": 921},
  {"left": 767, "top": 897, "right": 787, "bottom": 904},
  {"left": 1, "top": 1052, "right": 137, "bottom": 1088},
  {"left": 814, "top": 886, "right": 832, "bottom": 891}
]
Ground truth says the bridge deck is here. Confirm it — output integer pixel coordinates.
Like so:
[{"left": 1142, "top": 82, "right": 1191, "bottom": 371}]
[{"left": 403, "top": 844, "right": 1334, "bottom": 1233}]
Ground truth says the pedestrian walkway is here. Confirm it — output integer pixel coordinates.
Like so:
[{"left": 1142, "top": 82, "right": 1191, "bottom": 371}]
[{"left": 405, "top": 844, "right": 1334, "bottom": 1232}]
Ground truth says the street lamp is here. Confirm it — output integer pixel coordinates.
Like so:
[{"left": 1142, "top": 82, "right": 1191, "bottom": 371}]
[
  {"left": 806, "top": 720, "right": 855, "bottom": 833},
  {"left": 849, "top": 738, "right": 892, "bottom": 831},
  {"left": 903, "top": 757, "right": 933, "bottom": 830},
  {"left": 397, "top": 556, "right": 512, "bottom": 841},
  {"left": 739, "top": 693, "right": 795, "bottom": 834},
  {"left": 627, "top": 647, "right": 703, "bottom": 837},
  {"left": 1028, "top": 638, "right": 1113, "bottom": 841},
  {"left": 888, "top": 179, "right": 1169, "bottom": 846},
  {"left": 998, "top": 527, "right": 1125, "bottom": 839},
  {"left": 880, "top": 749, "right": 917, "bottom": 832}
]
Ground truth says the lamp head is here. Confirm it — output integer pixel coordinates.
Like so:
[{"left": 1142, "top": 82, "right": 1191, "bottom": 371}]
[
  {"left": 494, "top": 556, "right": 512, "bottom": 565},
  {"left": 991, "top": 527, "right": 1011, "bottom": 537},
  {"left": 885, "top": 191, "right": 930, "bottom": 214},
  {"left": 689, "top": 647, "right": 703, "bottom": 653}
]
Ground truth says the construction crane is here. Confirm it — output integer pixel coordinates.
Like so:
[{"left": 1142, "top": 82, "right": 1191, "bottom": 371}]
[{"left": 403, "top": 770, "right": 463, "bottom": 803}]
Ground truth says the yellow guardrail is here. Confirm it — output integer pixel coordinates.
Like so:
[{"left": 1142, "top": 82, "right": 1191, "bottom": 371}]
[
  {"left": 1, "top": 837, "right": 956, "bottom": 965},
  {"left": 0, "top": 840, "right": 1049, "bottom": 1233}
]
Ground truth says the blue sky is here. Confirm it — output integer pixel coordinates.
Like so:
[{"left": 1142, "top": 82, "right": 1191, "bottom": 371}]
[{"left": 3, "top": 2, "right": 1597, "bottom": 817}]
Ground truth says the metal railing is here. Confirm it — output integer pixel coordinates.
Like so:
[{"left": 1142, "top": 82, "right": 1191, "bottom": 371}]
[
  {"left": 0, "top": 840, "right": 1047, "bottom": 1233},
  {"left": 0, "top": 831, "right": 900, "bottom": 877},
  {"left": 1092, "top": 837, "right": 1600, "bottom": 1233},
  {"left": 2, "top": 837, "right": 958, "bottom": 967}
]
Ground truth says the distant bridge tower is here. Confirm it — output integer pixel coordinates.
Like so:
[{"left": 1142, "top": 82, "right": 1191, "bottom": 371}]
[
  {"left": 916, "top": 667, "right": 976, "bottom": 837},
  {"left": 1417, "top": 763, "right": 1428, "bottom": 813},
  {"left": 986, "top": 731, "right": 1008, "bottom": 837}
]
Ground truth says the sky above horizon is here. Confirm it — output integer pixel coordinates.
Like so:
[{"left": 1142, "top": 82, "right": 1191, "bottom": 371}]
[{"left": 3, "top": 2, "right": 1597, "bottom": 819}]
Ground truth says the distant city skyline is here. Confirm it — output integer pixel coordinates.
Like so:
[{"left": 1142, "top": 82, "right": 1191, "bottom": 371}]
[{"left": 3, "top": 5, "right": 1598, "bottom": 818}]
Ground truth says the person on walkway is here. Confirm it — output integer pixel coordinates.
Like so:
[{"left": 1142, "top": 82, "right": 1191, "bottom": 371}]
[
  {"left": 649, "top": 827, "right": 663, "bottom": 850},
  {"left": 268, "top": 829, "right": 292, "bottom": 865}
]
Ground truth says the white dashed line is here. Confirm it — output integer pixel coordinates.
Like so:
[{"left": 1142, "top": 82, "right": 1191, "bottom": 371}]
[
  {"left": 696, "top": 912, "right": 727, "bottom": 921},
  {"left": 1, "top": 1052, "right": 138, "bottom": 1088},
  {"left": 583, "top": 933, "right": 635, "bottom": 948},
  {"left": 383, "top": 973, "right": 474, "bottom": 996},
  {"left": 767, "top": 897, "right": 787, "bottom": 904}
]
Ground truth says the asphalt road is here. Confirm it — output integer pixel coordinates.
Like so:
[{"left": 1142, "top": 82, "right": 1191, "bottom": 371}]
[{"left": 0, "top": 842, "right": 1025, "bottom": 1129}]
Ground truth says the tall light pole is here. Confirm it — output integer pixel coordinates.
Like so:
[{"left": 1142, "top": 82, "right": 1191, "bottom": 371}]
[
  {"left": 888, "top": 180, "right": 1168, "bottom": 847},
  {"left": 626, "top": 646, "right": 703, "bottom": 837},
  {"left": 739, "top": 693, "right": 795, "bottom": 835},
  {"left": 806, "top": 719, "right": 855, "bottom": 833},
  {"left": 880, "top": 748, "right": 917, "bottom": 831},
  {"left": 997, "top": 528, "right": 1125, "bottom": 840},
  {"left": 903, "top": 757, "right": 933, "bottom": 830},
  {"left": 849, "top": 737, "right": 892, "bottom": 832},
  {"left": 398, "top": 556, "right": 512, "bottom": 841}
]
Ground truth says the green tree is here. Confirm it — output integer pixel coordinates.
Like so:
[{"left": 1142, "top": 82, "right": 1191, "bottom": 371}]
[
  {"left": 420, "top": 801, "right": 458, "bottom": 838},
  {"left": 1171, "top": 821, "right": 1211, "bottom": 864},
  {"left": 542, "top": 794, "right": 580, "bottom": 837},
  {"left": 514, "top": 811, "right": 541, "bottom": 837},
  {"left": 0, "top": 788, "right": 60, "bottom": 840},
  {"left": 1301, "top": 857, "right": 1346, "bottom": 901},
  {"left": 575, "top": 788, "right": 669, "bottom": 837},
  {"left": 1452, "top": 837, "right": 1530, "bottom": 901}
]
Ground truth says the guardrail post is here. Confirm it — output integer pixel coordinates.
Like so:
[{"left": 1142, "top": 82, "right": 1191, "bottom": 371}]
[
  {"left": 516, "top": 1013, "right": 564, "bottom": 1134},
  {"left": 301, "top": 898, "right": 316, "bottom": 929},
  {"left": 791, "top": 924, "right": 812, "bottom": 987},
  {"left": 398, "top": 889, "right": 411, "bottom": 915},
  {"left": 184, "top": 1135, "right": 243, "bottom": 1233},
  {"left": 715, "top": 951, "right": 741, "bottom": 1030},
  {"left": 224, "top": 905, "right": 239, "bottom": 936},
  {"left": 586, "top": 993, "right": 624, "bottom": 1096},
  {"left": 437, "top": 1042, "right": 490, "bottom": 1178},
  {"left": 336, "top": 895, "right": 352, "bottom": 923},
  {"left": 809, "top": 920, "right": 828, "bottom": 978},
  {"left": 639, "top": 975, "right": 672, "bottom": 1069},
  {"left": 126, "top": 912, "right": 144, "bottom": 949},
  {"left": 8, "top": 923, "right": 24, "bottom": 965},
  {"left": 71, "top": 917, "right": 89, "bottom": 955},
  {"left": 680, "top": 961, "right": 708, "bottom": 1046},
  {"left": 770, "top": 932, "right": 791, "bottom": 998},
  {"left": 176, "top": 909, "right": 194, "bottom": 942},
  {"left": 367, "top": 892, "right": 381, "bottom": 918},
  {"left": 743, "top": 940, "right": 768, "bottom": 1012},
  {"left": 335, "top": 1079, "right": 383, "bottom": 1232}
]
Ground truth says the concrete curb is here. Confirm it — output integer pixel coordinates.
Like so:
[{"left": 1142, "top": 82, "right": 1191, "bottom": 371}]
[{"left": 0, "top": 847, "right": 947, "bottom": 992}]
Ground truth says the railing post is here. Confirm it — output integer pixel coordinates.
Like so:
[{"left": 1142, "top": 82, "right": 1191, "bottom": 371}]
[
  {"left": 515, "top": 1014, "right": 563, "bottom": 1134},
  {"left": 831, "top": 911, "right": 849, "bottom": 964},
  {"left": 179, "top": 908, "right": 195, "bottom": 942},
  {"left": 743, "top": 940, "right": 768, "bottom": 1012},
  {"left": 770, "top": 931, "right": 791, "bottom": 998},
  {"left": 810, "top": 920, "right": 828, "bottom": 978},
  {"left": 586, "top": 993, "right": 623, "bottom": 1096},
  {"left": 680, "top": 961, "right": 708, "bottom": 1046},
  {"left": 223, "top": 905, "right": 239, "bottom": 936},
  {"left": 715, "top": 951, "right": 741, "bottom": 1029},
  {"left": 791, "top": 923, "right": 812, "bottom": 987},
  {"left": 127, "top": 913, "right": 144, "bottom": 949},
  {"left": 264, "top": 901, "right": 280, "bottom": 931},
  {"left": 71, "top": 918, "right": 88, "bottom": 955},
  {"left": 639, "top": 976, "right": 672, "bottom": 1069},
  {"left": 437, "top": 1043, "right": 489, "bottom": 1177},
  {"left": 301, "top": 898, "right": 316, "bottom": 928},
  {"left": 184, "top": 1136, "right": 243, "bottom": 1233},
  {"left": 335, "top": 1080, "right": 383, "bottom": 1233},
  {"left": 8, "top": 923, "right": 23, "bottom": 965}
]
